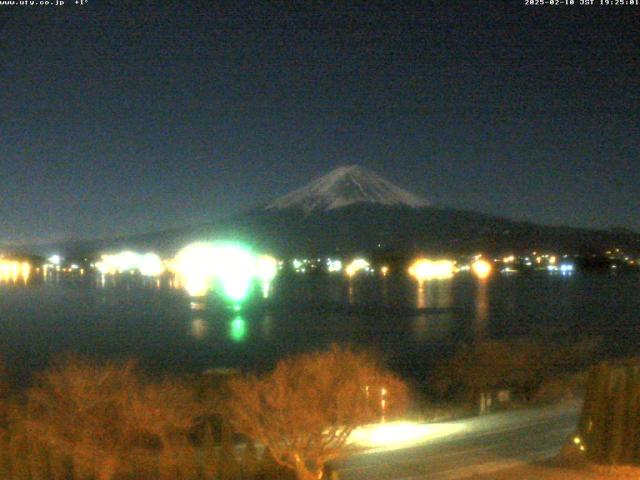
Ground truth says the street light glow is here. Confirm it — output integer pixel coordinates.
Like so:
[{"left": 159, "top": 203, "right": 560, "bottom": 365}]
[
  {"left": 345, "top": 258, "right": 370, "bottom": 278},
  {"left": 350, "top": 421, "right": 466, "bottom": 452},
  {"left": 471, "top": 259, "right": 493, "bottom": 280}
]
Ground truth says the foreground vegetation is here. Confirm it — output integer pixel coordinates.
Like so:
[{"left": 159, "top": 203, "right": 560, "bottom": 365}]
[
  {"left": 0, "top": 346, "right": 407, "bottom": 480},
  {"left": 432, "top": 337, "right": 598, "bottom": 407},
  {"left": 0, "top": 336, "right": 604, "bottom": 480}
]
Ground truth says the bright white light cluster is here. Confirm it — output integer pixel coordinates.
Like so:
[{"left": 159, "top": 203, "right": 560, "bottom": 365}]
[
  {"left": 349, "top": 421, "right": 465, "bottom": 452},
  {"left": 345, "top": 258, "right": 371, "bottom": 278},
  {"left": 95, "top": 251, "right": 164, "bottom": 277},
  {"left": 172, "top": 243, "right": 215, "bottom": 297},
  {"left": 172, "top": 242, "right": 278, "bottom": 300},
  {"left": 560, "top": 263, "right": 574, "bottom": 272},
  {"left": 0, "top": 259, "right": 31, "bottom": 283},
  {"left": 326, "top": 258, "right": 343, "bottom": 273},
  {"left": 408, "top": 259, "right": 455, "bottom": 283},
  {"left": 257, "top": 255, "right": 278, "bottom": 282},
  {"left": 547, "top": 262, "right": 575, "bottom": 275},
  {"left": 257, "top": 255, "right": 278, "bottom": 297}
]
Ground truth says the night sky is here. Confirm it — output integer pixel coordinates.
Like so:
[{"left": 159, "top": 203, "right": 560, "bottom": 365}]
[{"left": 1, "top": 1, "right": 638, "bottom": 244}]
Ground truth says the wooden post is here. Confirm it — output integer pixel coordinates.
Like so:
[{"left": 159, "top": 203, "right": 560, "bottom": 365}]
[{"left": 578, "top": 359, "right": 640, "bottom": 465}]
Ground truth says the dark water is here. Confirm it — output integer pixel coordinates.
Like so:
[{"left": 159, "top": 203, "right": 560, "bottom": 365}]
[{"left": 0, "top": 272, "right": 638, "bottom": 385}]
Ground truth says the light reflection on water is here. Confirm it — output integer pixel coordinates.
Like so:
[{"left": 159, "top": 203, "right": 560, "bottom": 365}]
[
  {"left": 473, "top": 280, "right": 490, "bottom": 340},
  {"left": 0, "top": 271, "right": 638, "bottom": 384},
  {"left": 189, "top": 318, "right": 208, "bottom": 340},
  {"left": 229, "top": 316, "right": 247, "bottom": 342},
  {"left": 412, "top": 280, "right": 456, "bottom": 343},
  {"left": 261, "top": 313, "right": 274, "bottom": 337},
  {"left": 412, "top": 312, "right": 454, "bottom": 343},
  {"left": 416, "top": 285, "right": 426, "bottom": 310}
]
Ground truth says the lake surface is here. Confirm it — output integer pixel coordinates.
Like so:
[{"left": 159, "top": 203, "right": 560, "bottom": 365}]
[{"left": 0, "top": 271, "right": 638, "bottom": 386}]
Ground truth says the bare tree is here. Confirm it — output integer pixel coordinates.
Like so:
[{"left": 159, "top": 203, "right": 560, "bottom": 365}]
[
  {"left": 26, "top": 356, "right": 145, "bottom": 480},
  {"left": 128, "top": 377, "right": 210, "bottom": 480},
  {"left": 25, "top": 356, "right": 208, "bottom": 480},
  {"left": 435, "top": 337, "right": 598, "bottom": 404},
  {"left": 225, "top": 345, "right": 408, "bottom": 480}
]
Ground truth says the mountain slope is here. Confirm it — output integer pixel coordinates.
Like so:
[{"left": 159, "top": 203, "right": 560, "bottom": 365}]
[
  {"left": 12, "top": 167, "right": 640, "bottom": 258},
  {"left": 267, "top": 165, "right": 429, "bottom": 213},
  {"left": 236, "top": 203, "right": 640, "bottom": 256}
]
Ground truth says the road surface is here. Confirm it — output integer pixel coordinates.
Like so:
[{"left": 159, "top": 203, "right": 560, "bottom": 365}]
[{"left": 334, "top": 401, "right": 581, "bottom": 480}]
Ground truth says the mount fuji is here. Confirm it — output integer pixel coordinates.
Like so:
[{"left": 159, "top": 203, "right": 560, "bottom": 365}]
[
  {"left": 18, "top": 166, "right": 639, "bottom": 258},
  {"left": 267, "top": 165, "right": 429, "bottom": 213},
  {"left": 232, "top": 165, "right": 637, "bottom": 255}
]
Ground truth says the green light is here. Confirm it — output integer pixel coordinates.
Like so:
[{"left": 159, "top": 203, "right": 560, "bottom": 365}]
[
  {"left": 229, "top": 316, "right": 247, "bottom": 342},
  {"left": 233, "top": 304, "right": 241, "bottom": 312},
  {"left": 174, "top": 241, "right": 276, "bottom": 303},
  {"left": 221, "top": 274, "right": 253, "bottom": 301}
]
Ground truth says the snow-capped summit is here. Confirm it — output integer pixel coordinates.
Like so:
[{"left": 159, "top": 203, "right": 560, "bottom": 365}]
[{"left": 267, "top": 165, "right": 429, "bottom": 213}]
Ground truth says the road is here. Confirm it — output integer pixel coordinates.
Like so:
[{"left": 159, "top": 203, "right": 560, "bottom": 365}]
[{"left": 334, "top": 401, "right": 581, "bottom": 480}]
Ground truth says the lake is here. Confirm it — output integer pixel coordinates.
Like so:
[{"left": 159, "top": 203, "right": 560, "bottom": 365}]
[{"left": 0, "top": 271, "right": 638, "bottom": 386}]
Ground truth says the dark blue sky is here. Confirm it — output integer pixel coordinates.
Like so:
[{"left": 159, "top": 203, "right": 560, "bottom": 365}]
[{"left": 1, "top": 1, "right": 638, "bottom": 244}]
